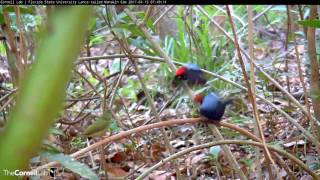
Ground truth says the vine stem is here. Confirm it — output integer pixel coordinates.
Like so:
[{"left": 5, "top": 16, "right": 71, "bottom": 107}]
[
  {"left": 35, "top": 118, "right": 259, "bottom": 171},
  {"left": 247, "top": 5, "right": 263, "bottom": 179},
  {"left": 225, "top": 5, "right": 276, "bottom": 170}
]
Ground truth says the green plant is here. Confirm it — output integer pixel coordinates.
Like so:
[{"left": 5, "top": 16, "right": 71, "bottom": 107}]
[{"left": 0, "top": 7, "right": 92, "bottom": 178}]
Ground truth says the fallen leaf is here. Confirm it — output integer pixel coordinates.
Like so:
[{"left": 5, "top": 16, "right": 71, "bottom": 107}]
[
  {"left": 150, "top": 143, "right": 166, "bottom": 161},
  {"left": 109, "top": 151, "right": 127, "bottom": 163},
  {"left": 105, "top": 163, "right": 129, "bottom": 178}
]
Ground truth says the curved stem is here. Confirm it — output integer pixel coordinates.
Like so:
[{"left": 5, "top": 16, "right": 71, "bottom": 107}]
[{"left": 35, "top": 118, "right": 260, "bottom": 171}]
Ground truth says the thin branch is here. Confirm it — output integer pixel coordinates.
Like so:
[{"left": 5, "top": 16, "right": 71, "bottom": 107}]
[
  {"left": 153, "top": 5, "right": 175, "bottom": 26},
  {"left": 285, "top": 6, "right": 292, "bottom": 107},
  {"left": 247, "top": 5, "right": 263, "bottom": 180},
  {"left": 108, "top": 60, "right": 130, "bottom": 107},
  {"left": 0, "top": 96, "right": 14, "bottom": 113},
  {"left": 307, "top": 6, "right": 320, "bottom": 120},
  {"left": 143, "top": 5, "right": 154, "bottom": 23},
  {"left": 213, "top": 5, "right": 245, "bottom": 26},
  {"left": 226, "top": 5, "right": 276, "bottom": 169},
  {"left": 219, "top": 5, "right": 274, "bottom": 49},
  {"left": 0, "top": 89, "right": 17, "bottom": 103},
  {"left": 297, "top": 5, "right": 307, "bottom": 37},
  {"left": 2, "top": 7, "right": 20, "bottom": 86},
  {"left": 237, "top": 5, "right": 274, "bottom": 34},
  {"left": 58, "top": 99, "right": 92, "bottom": 125},
  {"left": 14, "top": 6, "right": 27, "bottom": 74},
  {"left": 74, "top": 69, "right": 102, "bottom": 99}
]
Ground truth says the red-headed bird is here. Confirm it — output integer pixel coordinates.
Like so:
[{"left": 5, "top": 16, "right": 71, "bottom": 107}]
[
  {"left": 175, "top": 63, "right": 206, "bottom": 85},
  {"left": 194, "top": 92, "right": 234, "bottom": 124}
]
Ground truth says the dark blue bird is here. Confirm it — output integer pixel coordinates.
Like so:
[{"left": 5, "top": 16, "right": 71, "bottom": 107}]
[
  {"left": 194, "top": 92, "right": 233, "bottom": 123},
  {"left": 175, "top": 63, "right": 206, "bottom": 84}
]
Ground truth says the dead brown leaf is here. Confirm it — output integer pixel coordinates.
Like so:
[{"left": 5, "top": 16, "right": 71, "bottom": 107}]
[
  {"left": 105, "top": 163, "right": 129, "bottom": 178},
  {"left": 109, "top": 151, "right": 127, "bottom": 163},
  {"left": 150, "top": 143, "right": 166, "bottom": 161}
]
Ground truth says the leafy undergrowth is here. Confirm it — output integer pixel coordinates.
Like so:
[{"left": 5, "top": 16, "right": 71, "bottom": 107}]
[
  {"left": 39, "top": 28, "right": 317, "bottom": 179},
  {"left": 0, "top": 5, "right": 320, "bottom": 180}
]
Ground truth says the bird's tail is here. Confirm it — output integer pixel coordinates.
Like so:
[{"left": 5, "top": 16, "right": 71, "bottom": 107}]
[
  {"left": 188, "top": 77, "right": 207, "bottom": 86},
  {"left": 222, "top": 98, "right": 235, "bottom": 106},
  {"left": 197, "top": 77, "right": 207, "bottom": 85}
]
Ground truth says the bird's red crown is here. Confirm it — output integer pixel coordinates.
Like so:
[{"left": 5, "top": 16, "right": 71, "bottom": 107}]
[{"left": 176, "top": 67, "right": 186, "bottom": 76}]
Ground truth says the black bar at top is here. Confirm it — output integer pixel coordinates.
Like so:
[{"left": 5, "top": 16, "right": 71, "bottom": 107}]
[{"left": 0, "top": 0, "right": 318, "bottom": 5}]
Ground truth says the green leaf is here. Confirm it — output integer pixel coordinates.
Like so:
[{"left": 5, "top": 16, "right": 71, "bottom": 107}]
[
  {"left": 110, "top": 58, "right": 124, "bottom": 74},
  {"left": 129, "top": 38, "right": 155, "bottom": 56},
  {"left": 109, "top": 121, "right": 120, "bottom": 132},
  {"left": 41, "top": 152, "right": 98, "bottom": 180},
  {"left": 0, "top": 13, "right": 4, "bottom": 25},
  {"left": 88, "top": 75, "right": 99, "bottom": 86},
  {"left": 70, "top": 137, "right": 86, "bottom": 150},
  {"left": 239, "top": 158, "right": 253, "bottom": 167},
  {"left": 119, "top": 87, "right": 136, "bottom": 100},
  {"left": 209, "top": 146, "right": 221, "bottom": 159},
  {"left": 41, "top": 140, "right": 62, "bottom": 153},
  {"left": 49, "top": 127, "right": 66, "bottom": 137},
  {"left": 89, "top": 35, "right": 104, "bottom": 46},
  {"left": 136, "top": 12, "right": 155, "bottom": 32},
  {"left": 113, "top": 23, "right": 145, "bottom": 38},
  {"left": 298, "top": 20, "right": 320, "bottom": 28}
]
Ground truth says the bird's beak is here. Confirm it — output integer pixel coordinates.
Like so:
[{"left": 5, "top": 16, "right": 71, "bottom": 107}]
[{"left": 174, "top": 75, "right": 180, "bottom": 80}]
